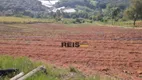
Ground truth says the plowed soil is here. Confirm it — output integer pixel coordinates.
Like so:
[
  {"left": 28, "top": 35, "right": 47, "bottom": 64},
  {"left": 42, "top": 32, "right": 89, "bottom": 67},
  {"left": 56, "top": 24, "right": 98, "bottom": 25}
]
[{"left": 0, "top": 23, "right": 142, "bottom": 80}]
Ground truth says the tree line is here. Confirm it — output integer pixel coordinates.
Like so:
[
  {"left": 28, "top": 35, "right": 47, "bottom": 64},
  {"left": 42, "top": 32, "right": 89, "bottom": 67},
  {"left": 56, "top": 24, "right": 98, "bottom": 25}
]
[{"left": 55, "top": 0, "right": 142, "bottom": 26}]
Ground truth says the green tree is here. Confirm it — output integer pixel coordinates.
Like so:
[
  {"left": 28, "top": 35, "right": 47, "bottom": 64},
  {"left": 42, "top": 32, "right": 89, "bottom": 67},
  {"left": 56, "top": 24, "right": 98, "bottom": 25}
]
[
  {"left": 103, "top": 4, "right": 121, "bottom": 24},
  {"left": 111, "top": 7, "right": 121, "bottom": 24},
  {"left": 125, "top": 0, "right": 142, "bottom": 26}
]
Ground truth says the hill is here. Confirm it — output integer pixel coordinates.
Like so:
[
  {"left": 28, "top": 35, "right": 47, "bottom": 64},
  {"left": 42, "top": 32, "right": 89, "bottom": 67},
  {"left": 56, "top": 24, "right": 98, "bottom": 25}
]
[
  {"left": 55, "top": 0, "right": 130, "bottom": 11},
  {"left": 0, "top": 0, "right": 130, "bottom": 19},
  {"left": 0, "top": 0, "right": 49, "bottom": 18}
]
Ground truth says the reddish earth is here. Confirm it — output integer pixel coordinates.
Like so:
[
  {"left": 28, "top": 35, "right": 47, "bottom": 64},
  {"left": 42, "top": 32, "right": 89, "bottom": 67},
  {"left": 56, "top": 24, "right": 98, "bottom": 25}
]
[{"left": 0, "top": 23, "right": 142, "bottom": 80}]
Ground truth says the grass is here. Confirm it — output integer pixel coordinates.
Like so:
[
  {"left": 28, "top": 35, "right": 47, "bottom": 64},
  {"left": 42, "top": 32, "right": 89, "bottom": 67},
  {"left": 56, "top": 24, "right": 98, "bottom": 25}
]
[
  {"left": 62, "top": 19, "right": 142, "bottom": 28},
  {"left": 95, "top": 20, "right": 142, "bottom": 28},
  {"left": 0, "top": 16, "right": 54, "bottom": 24},
  {"left": 0, "top": 16, "right": 141, "bottom": 28},
  {"left": 0, "top": 55, "right": 119, "bottom": 80}
]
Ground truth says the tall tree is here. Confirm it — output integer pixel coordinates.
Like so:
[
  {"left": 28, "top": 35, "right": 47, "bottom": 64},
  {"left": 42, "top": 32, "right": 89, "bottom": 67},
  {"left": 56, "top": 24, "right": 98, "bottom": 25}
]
[{"left": 125, "top": 0, "right": 142, "bottom": 26}]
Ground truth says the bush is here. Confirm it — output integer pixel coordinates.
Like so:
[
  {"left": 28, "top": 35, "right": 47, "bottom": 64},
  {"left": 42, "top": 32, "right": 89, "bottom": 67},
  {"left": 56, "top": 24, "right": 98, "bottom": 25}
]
[{"left": 74, "top": 18, "right": 85, "bottom": 24}]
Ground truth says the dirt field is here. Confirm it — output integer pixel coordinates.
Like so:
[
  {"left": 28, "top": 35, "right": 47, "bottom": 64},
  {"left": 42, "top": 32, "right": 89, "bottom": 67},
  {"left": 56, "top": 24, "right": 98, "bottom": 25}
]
[{"left": 0, "top": 23, "right": 142, "bottom": 80}]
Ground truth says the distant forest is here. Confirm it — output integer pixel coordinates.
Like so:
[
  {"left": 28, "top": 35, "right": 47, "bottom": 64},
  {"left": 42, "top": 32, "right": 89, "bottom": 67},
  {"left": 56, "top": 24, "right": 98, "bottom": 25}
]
[
  {"left": 55, "top": 0, "right": 130, "bottom": 20},
  {"left": 0, "top": 0, "right": 48, "bottom": 18},
  {"left": 0, "top": 0, "right": 129, "bottom": 18},
  {"left": 0, "top": 0, "right": 142, "bottom": 25}
]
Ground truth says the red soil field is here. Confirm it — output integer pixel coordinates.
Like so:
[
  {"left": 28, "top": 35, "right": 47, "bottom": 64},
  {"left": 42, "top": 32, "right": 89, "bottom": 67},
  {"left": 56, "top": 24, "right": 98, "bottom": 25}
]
[{"left": 0, "top": 23, "right": 142, "bottom": 80}]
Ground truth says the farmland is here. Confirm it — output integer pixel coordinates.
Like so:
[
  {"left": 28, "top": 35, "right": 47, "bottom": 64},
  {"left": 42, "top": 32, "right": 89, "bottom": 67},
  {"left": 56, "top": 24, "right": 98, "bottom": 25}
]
[{"left": 0, "top": 23, "right": 142, "bottom": 80}]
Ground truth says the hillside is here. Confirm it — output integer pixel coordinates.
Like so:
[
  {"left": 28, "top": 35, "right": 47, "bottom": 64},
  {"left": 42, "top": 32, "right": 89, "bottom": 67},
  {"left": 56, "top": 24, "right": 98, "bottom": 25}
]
[
  {"left": 0, "top": 0, "right": 49, "bottom": 17},
  {"left": 55, "top": 0, "right": 130, "bottom": 11},
  {"left": 0, "top": 0, "right": 130, "bottom": 19}
]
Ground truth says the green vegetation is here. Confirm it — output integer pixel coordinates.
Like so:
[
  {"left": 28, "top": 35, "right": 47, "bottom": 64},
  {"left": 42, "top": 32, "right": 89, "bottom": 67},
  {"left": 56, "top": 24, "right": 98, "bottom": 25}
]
[
  {"left": 124, "top": 0, "right": 142, "bottom": 26},
  {"left": 0, "top": 16, "right": 54, "bottom": 23},
  {"left": 0, "top": 0, "right": 49, "bottom": 18},
  {"left": 55, "top": 0, "right": 129, "bottom": 20},
  {"left": 95, "top": 21, "right": 134, "bottom": 27},
  {"left": 0, "top": 0, "right": 142, "bottom": 27},
  {"left": 0, "top": 16, "right": 141, "bottom": 28},
  {"left": 0, "top": 0, "right": 130, "bottom": 19},
  {"left": 55, "top": 0, "right": 142, "bottom": 27},
  {"left": 0, "top": 55, "right": 119, "bottom": 80}
]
